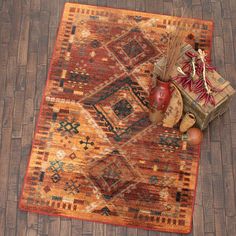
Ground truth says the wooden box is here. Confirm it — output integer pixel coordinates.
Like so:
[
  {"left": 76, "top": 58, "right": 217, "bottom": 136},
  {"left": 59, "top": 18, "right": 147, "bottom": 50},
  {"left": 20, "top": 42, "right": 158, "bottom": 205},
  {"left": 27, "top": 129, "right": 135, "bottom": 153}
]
[{"left": 154, "top": 45, "right": 235, "bottom": 130}]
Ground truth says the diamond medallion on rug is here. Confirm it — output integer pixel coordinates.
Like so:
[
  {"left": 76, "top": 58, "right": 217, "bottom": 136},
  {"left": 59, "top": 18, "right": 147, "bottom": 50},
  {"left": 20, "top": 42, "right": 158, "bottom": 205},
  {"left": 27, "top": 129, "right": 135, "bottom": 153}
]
[
  {"left": 83, "top": 75, "right": 151, "bottom": 144},
  {"left": 88, "top": 150, "right": 140, "bottom": 202},
  {"left": 107, "top": 28, "right": 159, "bottom": 71},
  {"left": 19, "top": 3, "right": 213, "bottom": 234}
]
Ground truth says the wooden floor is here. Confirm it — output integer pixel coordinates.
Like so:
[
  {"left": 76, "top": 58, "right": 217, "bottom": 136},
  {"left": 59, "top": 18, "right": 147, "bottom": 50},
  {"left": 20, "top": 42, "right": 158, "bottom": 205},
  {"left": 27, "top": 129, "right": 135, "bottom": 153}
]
[{"left": 0, "top": 0, "right": 236, "bottom": 235}]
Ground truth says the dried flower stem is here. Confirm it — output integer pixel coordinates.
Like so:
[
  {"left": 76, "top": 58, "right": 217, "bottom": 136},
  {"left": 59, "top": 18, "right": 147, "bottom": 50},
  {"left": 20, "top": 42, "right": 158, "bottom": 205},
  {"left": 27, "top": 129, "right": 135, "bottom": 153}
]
[{"left": 161, "top": 28, "right": 187, "bottom": 82}]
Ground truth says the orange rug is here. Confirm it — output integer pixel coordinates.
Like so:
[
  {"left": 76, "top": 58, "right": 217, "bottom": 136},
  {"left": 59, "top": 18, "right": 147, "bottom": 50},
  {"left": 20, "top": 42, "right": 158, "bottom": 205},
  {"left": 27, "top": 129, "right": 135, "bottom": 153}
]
[{"left": 19, "top": 3, "right": 213, "bottom": 233}]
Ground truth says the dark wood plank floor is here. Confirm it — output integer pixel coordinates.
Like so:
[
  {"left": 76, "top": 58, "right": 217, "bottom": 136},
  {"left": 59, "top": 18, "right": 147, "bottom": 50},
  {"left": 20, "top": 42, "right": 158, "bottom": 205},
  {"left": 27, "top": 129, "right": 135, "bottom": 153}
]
[{"left": 0, "top": 0, "right": 235, "bottom": 235}]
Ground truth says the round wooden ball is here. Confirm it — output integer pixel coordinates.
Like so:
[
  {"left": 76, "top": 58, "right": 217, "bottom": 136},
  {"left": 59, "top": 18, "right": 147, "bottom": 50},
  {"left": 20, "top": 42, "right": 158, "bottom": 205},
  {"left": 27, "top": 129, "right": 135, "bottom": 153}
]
[{"left": 186, "top": 127, "right": 203, "bottom": 145}]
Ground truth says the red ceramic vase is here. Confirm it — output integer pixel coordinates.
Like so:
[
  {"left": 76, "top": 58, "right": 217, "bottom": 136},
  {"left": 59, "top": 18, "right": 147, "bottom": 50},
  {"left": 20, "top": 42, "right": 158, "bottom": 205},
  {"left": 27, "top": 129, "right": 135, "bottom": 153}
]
[{"left": 149, "top": 78, "right": 172, "bottom": 112}]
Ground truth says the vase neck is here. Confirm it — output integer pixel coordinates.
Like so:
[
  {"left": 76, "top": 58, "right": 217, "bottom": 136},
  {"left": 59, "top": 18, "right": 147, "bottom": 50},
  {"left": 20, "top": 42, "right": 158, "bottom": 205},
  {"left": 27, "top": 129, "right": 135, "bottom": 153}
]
[{"left": 156, "top": 78, "right": 171, "bottom": 87}]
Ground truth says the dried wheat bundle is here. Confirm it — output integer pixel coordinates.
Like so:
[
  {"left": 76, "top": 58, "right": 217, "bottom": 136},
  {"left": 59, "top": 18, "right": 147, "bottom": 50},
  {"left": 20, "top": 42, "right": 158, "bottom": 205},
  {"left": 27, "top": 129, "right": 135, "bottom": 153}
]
[{"left": 161, "top": 27, "right": 187, "bottom": 82}]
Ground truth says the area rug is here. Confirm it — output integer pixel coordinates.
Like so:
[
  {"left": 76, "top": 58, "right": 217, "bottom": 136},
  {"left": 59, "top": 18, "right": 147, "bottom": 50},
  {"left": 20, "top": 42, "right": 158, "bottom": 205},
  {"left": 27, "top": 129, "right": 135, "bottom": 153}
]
[{"left": 19, "top": 3, "right": 213, "bottom": 234}]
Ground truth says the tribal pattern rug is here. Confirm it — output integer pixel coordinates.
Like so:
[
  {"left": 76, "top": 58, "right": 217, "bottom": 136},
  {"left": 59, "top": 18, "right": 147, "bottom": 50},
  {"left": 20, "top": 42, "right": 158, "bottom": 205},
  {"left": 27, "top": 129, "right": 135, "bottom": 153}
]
[{"left": 19, "top": 3, "right": 213, "bottom": 234}]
